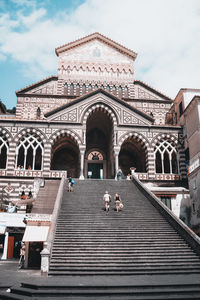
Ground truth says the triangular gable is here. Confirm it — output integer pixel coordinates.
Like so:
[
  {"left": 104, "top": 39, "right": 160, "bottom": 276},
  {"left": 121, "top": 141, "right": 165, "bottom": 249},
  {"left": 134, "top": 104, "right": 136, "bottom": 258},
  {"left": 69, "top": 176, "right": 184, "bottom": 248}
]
[
  {"left": 16, "top": 76, "right": 58, "bottom": 95},
  {"left": 134, "top": 80, "right": 172, "bottom": 102},
  {"left": 55, "top": 32, "right": 137, "bottom": 60},
  {"left": 45, "top": 89, "right": 153, "bottom": 126}
]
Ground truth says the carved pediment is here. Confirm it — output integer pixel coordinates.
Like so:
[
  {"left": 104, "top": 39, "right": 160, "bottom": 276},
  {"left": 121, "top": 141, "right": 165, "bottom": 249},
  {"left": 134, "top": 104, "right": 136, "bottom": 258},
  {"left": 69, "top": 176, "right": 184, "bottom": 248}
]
[{"left": 46, "top": 90, "right": 153, "bottom": 126}]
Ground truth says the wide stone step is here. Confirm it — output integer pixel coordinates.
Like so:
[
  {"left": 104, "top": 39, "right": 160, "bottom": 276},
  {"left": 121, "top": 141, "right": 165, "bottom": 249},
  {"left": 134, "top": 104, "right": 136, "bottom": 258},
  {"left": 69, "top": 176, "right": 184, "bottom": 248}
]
[
  {"left": 51, "top": 255, "right": 200, "bottom": 265},
  {"left": 3, "top": 283, "right": 200, "bottom": 300},
  {"left": 49, "top": 265, "right": 200, "bottom": 271},
  {"left": 51, "top": 249, "right": 194, "bottom": 255}
]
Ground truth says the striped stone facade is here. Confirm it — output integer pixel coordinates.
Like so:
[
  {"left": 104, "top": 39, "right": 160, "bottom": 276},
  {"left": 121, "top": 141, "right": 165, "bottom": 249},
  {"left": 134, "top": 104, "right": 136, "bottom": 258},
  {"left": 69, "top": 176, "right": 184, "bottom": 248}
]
[{"left": 0, "top": 33, "right": 187, "bottom": 203}]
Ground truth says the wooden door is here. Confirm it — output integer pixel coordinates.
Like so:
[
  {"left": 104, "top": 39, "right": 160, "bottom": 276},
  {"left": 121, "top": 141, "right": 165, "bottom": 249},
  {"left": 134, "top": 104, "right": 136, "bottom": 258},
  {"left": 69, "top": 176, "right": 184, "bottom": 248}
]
[{"left": 7, "top": 236, "right": 14, "bottom": 259}]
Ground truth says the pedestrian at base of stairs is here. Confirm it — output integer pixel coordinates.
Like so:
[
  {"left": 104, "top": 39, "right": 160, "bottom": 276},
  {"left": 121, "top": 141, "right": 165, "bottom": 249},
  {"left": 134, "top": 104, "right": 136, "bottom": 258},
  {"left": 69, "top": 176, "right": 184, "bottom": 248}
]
[
  {"left": 102, "top": 191, "right": 112, "bottom": 213},
  {"left": 68, "top": 177, "right": 74, "bottom": 192},
  {"left": 114, "top": 193, "right": 123, "bottom": 212},
  {"left": 19, "top": 243, "right": 26, "bottom": 269}
]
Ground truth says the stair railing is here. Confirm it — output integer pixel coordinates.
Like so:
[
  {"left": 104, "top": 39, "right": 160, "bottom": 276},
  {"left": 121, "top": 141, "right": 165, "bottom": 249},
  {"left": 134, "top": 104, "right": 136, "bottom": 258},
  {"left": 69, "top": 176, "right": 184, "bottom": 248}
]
[
  {"left": 132, "top": 174, "right": 200, "bottom": 256},
  {"left": 46, "top": 175, "right": 66, "bottom": 257}
]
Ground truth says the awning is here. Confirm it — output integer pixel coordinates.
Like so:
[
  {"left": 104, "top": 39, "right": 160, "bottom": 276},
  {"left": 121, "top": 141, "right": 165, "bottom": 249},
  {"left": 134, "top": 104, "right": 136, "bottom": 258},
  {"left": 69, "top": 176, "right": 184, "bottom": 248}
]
[{"left": 22, "top": 226, "right": 49, "bottom": 242}]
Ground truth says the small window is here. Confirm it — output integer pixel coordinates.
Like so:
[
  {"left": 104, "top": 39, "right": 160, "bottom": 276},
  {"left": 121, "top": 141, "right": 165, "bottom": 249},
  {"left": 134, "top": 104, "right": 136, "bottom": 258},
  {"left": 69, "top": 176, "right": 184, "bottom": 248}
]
[
  {"left": 160, "top": 196, "right": 171, "bottom": 210},
  {"left": 76, "top": 83, "right": 80, "bottom": 96},
  {"left": 179, "top": 102, "right": 183, "bottom": 116},
  {"left": 106, "top": 85, "right": 110, "bottom": 91},
  {"left": 70, "top": 83, "right": 74, "bottom": 95},
  {"left": 124, "top": 86, "right": 129, "bottom": 98},
  {"left": 118, "top": 86, "right": 122, "bottom": 98},
  {"left": 64, "top": 83, "right": 68, "bottom": 95},
  {"left": 82, "top": 84, "right": 86, "bottom": 94}
]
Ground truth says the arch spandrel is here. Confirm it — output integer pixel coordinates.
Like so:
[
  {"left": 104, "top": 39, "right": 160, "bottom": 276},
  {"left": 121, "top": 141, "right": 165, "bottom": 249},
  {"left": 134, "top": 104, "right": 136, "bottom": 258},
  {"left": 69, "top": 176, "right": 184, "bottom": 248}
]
[
  {"left": 150, "top": 133, "right": 179, "bottom": 148},
  {"left": 15, "top": 128, "right": 47, "bottom": 142},
  {"left": 0, "top": 127, "right": 13, "bottom": 143},
  {"left": 49, "top": 129, "right": 82, "bottom": 148},
  {"left": 118, "top": 131, "right": 149, "bottom": 150},
  {"left": 46, "top": 92, "right": 153, "bottom": 127}
]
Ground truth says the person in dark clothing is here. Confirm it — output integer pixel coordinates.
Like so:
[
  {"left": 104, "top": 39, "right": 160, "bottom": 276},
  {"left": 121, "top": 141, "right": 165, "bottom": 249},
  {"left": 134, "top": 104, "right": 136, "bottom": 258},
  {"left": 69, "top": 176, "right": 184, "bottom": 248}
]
[{"left": 114, "top": 193, "right": 123, "bottom": 212}]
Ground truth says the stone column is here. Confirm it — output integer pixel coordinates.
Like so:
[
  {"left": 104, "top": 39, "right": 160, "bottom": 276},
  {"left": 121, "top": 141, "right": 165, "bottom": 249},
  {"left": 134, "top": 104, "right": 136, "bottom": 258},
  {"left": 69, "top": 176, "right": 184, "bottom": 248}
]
[
  {"left": 146, "top": 147, "right": 155, "bottom": 180},
  {"left": 42, "top": 143, "right": 51, "bottom": 177},
  {"left": 79, "top": 150, "right": 85, "bottom": 180},
  {"left": 1, "top": 232, "right": 9, "bottom": 260},
  {"left": 6, "top": 141, "right": 17, "bottom": 176},
  {"left": 114, "top": 149, "right": 120, "bottom": 177}
]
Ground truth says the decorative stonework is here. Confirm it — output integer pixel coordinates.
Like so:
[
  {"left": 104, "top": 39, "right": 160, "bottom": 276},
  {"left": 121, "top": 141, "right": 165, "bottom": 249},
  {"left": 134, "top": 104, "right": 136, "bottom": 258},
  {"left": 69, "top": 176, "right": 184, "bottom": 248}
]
[
  {"left": 48, "top": 93, "right": 152, "bottom": 127},
  {"left": 4, "top": 183, "right": 14, "bottom": 194},
  {"left": 52, "top": 108, "right": 77, "bottom": 122}
]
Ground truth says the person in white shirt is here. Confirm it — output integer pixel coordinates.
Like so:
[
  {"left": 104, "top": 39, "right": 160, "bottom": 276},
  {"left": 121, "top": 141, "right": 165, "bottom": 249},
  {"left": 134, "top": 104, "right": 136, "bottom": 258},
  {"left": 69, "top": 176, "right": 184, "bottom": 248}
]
[{"left": 102, "top": 191, "right": 112, "bottom": 213}]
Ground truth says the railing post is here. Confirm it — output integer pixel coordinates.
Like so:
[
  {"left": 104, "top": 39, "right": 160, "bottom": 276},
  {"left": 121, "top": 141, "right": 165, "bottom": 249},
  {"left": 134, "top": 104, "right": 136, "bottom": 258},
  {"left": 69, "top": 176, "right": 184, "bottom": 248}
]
[{"left": 40, "top": 242, "right": 50, "bottom": 275}]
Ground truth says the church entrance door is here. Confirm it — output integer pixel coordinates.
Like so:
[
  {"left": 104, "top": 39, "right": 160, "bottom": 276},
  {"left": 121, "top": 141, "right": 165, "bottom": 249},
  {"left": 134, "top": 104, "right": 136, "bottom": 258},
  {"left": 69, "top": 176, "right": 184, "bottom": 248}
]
[{"left": 88, "top": 162, "right": 103, "bottom": 179}]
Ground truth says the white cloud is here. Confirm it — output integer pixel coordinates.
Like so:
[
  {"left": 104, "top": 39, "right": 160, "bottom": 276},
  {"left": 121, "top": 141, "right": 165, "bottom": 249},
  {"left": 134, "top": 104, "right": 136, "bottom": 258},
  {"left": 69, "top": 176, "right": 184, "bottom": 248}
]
[{"left": 0, "top": 0, "right": 200, "bottom": 98}]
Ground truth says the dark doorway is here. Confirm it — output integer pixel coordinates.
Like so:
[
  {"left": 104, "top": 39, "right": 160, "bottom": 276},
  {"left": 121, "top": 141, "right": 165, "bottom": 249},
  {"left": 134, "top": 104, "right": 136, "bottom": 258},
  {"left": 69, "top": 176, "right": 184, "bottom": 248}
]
[
  {"left": 51, "top": 136, "right": 80, "bottom": 178},
  {"left": 88, "top": 163, "right": 103, "bottom": 178},
  {"left": 28, "top": 242, "right": 43, "bottom": 269},
  {"left": 86, "top": 109, "right": 114, "bottom": 178},
  {"left": 119, "top": 138, "right": 146, "bottom": 175}
]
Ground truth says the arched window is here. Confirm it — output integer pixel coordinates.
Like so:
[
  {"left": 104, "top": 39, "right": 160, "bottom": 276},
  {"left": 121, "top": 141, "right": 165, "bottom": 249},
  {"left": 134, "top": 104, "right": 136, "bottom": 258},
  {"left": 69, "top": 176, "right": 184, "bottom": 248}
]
[
  {"left": 94, "top": 84, "right": 98, "bottom": 89},
  {"left": 76, "top": 83, "right": 80, "bottom": 96},
  {"left": 154, "top": 139, "right": 178, "bottom": 174},
  {"left": 16, "top": 134, "right": 44, "bottom": 170},
  {"left": 124, "top": 86, "right": 129, "bottom": 98},
  {"left": 82, "top": 84, "right": 86, "bottom": 94},
  {"left": 106, "top": 85, "right": 110, "bottom": 92},
  {"left": 0, "top": 135, "right": 8, "bottom": 169},
  {"left": 64, "top": 83, "right": 68, "bottom": 95},
  {"left": 70, "top": 83, "right": 74, "bottom": 95},
  {"left": 88, "top": 84, "right": 92, "bottom": 92},
  {"left": 118, "top": 86, "right": 122, "bottom": 98}
]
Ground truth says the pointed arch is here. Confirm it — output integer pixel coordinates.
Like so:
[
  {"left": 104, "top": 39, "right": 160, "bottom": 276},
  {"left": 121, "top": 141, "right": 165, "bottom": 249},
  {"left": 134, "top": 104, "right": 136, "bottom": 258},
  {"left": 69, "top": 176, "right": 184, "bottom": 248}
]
[
  {"left": 0, "top": 134, "right": 9, "bottom": 169},
  {"left": 118, "top": 132, "right": 148, "bottom": 175},
  {"left": 50, "top": 130, "right": 81, "bottom": 177},
  {"left": 152, "top": 134, "right": 178, "bottom": 174},
  {"left": 82, "top": 102, "right": 118, "bottom": 127},
  {"left": 15, "top": 132, "right": 44, "bottom": 170}
]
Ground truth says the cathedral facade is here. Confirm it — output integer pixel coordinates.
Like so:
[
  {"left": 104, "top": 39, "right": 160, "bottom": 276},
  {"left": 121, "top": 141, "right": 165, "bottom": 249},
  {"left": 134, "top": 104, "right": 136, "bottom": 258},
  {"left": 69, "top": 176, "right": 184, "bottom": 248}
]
[{"left": 0, "top": 33, "right": 187, "bottom": 206}]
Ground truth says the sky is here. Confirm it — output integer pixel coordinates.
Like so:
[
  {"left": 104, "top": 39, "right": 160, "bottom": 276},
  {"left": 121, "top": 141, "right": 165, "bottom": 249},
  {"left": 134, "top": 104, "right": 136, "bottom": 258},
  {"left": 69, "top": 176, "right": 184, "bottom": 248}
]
[{"left": 0, "top": 0, "right": 200, "bottom": 109}]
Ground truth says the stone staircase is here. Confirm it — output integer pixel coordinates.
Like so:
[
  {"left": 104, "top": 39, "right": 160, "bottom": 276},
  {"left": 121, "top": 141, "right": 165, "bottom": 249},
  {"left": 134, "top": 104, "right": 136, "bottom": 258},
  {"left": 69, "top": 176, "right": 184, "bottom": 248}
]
[
  {"left": 32, "top": 179, "right": 60, "bottom": 214},
  {"left": 49, "top": 179, "right": 200, "bottom": 276},
  {"left": 2, "top": 179, "right": 200, "bottom": 299}
]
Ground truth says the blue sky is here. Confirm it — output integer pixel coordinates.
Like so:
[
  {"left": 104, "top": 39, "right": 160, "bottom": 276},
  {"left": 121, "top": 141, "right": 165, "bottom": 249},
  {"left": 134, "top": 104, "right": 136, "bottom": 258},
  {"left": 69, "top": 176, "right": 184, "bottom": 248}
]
[{"left": 0, "top": 0, "right": 200, "bottom": 108}]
